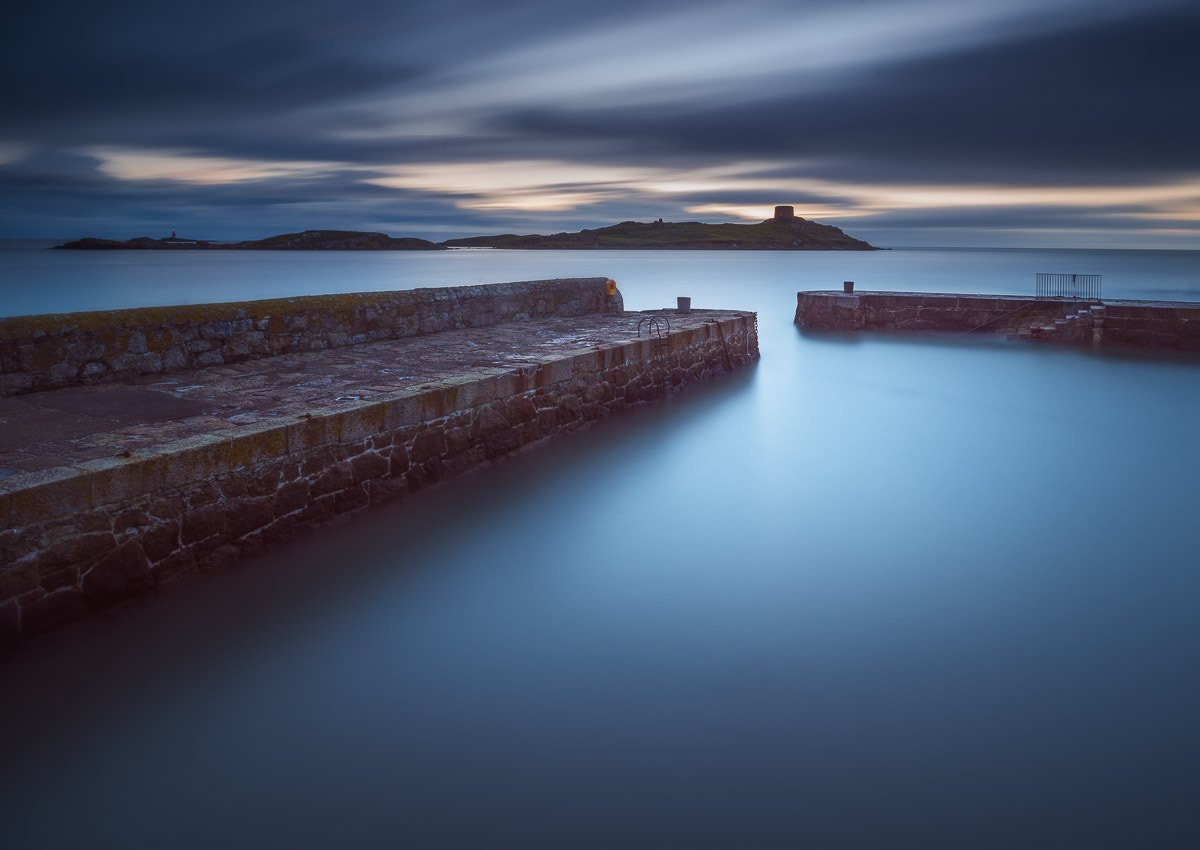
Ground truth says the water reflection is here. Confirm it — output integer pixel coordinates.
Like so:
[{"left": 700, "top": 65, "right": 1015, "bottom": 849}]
[{"left": 2, "top": 248, "right": 1200, "bottom": 848}]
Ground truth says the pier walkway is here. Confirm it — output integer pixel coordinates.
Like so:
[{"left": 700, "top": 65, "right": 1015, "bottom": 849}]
[{"left": 0, "top": 311, "right": 741, "bottom": 477}]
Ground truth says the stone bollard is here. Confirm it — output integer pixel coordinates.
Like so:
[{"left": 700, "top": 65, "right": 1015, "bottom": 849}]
[
  {"left": 843, "top": 281, "right": 855, "bottom": 293},
  {"left": 677, "top": 296, "right": 692, "bottom": 313}
]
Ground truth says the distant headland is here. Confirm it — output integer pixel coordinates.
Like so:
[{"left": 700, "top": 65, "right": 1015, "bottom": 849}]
[
  {"left": 54, "top": 207, "right": 876, "bottom": 251},
  {"left": 54, "top": 230, "right": 442, "bottom": 251}
]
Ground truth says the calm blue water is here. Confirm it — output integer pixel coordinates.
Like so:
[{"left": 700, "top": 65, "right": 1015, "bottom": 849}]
[{"left": 2, "top": 244, "right": 1200, "bottom": 849}]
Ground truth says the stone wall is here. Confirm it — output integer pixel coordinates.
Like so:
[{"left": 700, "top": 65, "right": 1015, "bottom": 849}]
[
  {"left": 0, "top": 278, "right": 621, "bottom": 396},
  {"left": 0, "top": 313, "right": 757, "bottom": 645},
  {"left": 795, "top": 291, "right": 1074, "bottom": 334},
  {"left": 1101, "top": 302, "right": 1200, "bottom": 350},
  {"left": 795, "top": 291, "right": 1200, "bottom": 351}
]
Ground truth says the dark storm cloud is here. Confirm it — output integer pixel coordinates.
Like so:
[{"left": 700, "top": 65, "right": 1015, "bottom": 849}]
[
  {"left": 3, "top": 5, "right": 423, "bottom": 146},
  {"left": 3, "top": 0, "right": 1199, "bottom": 243},
  {"left": 1, "top": 0, "right": 659, "bottom": 157},
  {"left": 496, "top": 6, "right": 1200, "bottom": 183}
]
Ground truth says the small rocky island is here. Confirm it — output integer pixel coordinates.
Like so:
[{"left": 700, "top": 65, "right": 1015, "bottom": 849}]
[
  {"left": 55, "top": 207, "right": 876, "bottom": 251},
  {"left": 55, "top": 230, "right": 442, "bottom": 251},
  {"left": 445, "top": 207, "right": 874, "bottom": 250}
]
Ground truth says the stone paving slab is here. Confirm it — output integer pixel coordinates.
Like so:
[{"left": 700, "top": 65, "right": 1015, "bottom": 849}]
[{"left": 0, "top": 311, "right": 735, "bottom": 477}]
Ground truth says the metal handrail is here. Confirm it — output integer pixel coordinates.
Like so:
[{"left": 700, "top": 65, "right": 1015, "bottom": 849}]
[
  {"left": 636, "top": 315, "right": 671, "bottom": 338},
  {"left": 1036, "top": 273, "right": 1101, "bottom": 300}
]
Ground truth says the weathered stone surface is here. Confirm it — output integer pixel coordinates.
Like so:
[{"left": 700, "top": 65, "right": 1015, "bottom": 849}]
[
  {"left": 507, "top": 397, "right": 538, "bottom": 424},
  {"left": 485, "top": 427, "right": 523, "bottom": 458},
  {"left": 187, "top": 482, "right": 220, "bottom": 507},
  {"left": 0, "top": 601, "right": 20, "bottom": 649},
  {"left": 220, "top": 478, "right": 249, "bottom": 499},
  {"left": 82, "top": 542, "right": 153, "bottom": 610},
  {"left": 0, "top": 567, "right": 39, "bottom": 599},
  {"left": 198, "top": 544, "right": 241, "bottom": 572},
  {"left": 445, "top": 427, "right": 472, "bottom": 456},
  {"left": 38, "top": 532, "right": 116, "bottom": 568},
  {"left": 367, "top": 476, "right": 408, "bottom": 504},
  {"left": 181, "top": 505, "right": 226, "bottom": 544},
  {"left": 113, "top": 509, "right": 150, "bottom": 535},
  {"left": 296, "top": 494, "right": 336, "bottom": 524},
  {"left": 8, "top": 468, "right": 91, "bottom": 526},
  {"left": 275, "top": 480, "right": 310, "bottom": 517},
  {"left": 388, "top": 444, "right": 410, "bottom": 476},
  {"left": 350, "top": 452, "right": 389, "bottom": 484},
  {"left": 22, "top": 588, "right": 87, "bottom": 635},
  {"left": 148, "top": 497, "right": 185, "bottom": 519},
  {"left": 471, "top": 403, "right": 510, "bottom": 438},
  {"left": 229, "top": 425, "right": 288, "bottom": 469},
  {"left": 40, "top": 567, "right": 81, "bottom": 592},
  {"left": 151, "top": 549, "right": 197, "bottom": 584},
  {"left": 310, "top": 463, "right": 352, "bottom": 497},
  {"left": 80, "top": 454, "right": 164, "bottom": 506},
  {"left": 334, "top": 484, "right": 369, "bottom": 513},
  {"left": 410, "top": 429, "right": 447, "bottom": 462},
  {"left": 246, "top": 468, "right": 282, "bottom": 498},
  {"left": 224, "top": 497, "right": 275, "bottom": 539},
  {"left": 142, "top": 522, "right": 180, "bottom": 562}
]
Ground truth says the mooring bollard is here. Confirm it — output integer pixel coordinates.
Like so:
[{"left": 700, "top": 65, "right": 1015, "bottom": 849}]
[
  {"left": 843, "top": 281, "right": 855, "bottom": 293},
  {"left": 677, "top": 296, "right": 692, "bottom": 313}
]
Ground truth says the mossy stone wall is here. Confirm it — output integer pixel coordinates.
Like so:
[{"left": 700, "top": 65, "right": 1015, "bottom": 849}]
[{"left": 0, "top": 278, "right": 620, "bottom": 396}]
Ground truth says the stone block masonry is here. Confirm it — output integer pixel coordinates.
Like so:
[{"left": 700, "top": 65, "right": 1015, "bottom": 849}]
[
  {"left": 0, "top": 282, "right": 756, "bottom": 646},
  {"left": 0, "top": 278, "right": 621, "bottom": 396},
  {"left": 795, "top": 290, "right": 1200, "bottom": 352}
]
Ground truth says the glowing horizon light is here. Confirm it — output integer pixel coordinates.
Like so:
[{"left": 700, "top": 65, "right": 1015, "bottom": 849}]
[
  {"left": 847, "top": 181, "right": 1200, "bottom": 210},
  {"left": 456, "top": 191, "right": 619, "bottom": 212},
  {"left": 0, "top": 142, "right": 31, "bottom": 166},
  {"left": 81, "top": 147, "right": 1200, "bottom": 230},
  {"left": 89, "top": 147, "right": 341, "bottom": 185},
  {"left": 684, "top": 203, "right": 877, "bottom": 221}
]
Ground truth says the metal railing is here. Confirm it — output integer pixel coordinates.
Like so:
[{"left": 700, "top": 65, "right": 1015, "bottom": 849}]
[{"left": 1036, "top": 272, "right": 1101, "bottom": 301}]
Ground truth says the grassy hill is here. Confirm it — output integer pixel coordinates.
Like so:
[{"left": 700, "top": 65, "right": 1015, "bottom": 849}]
[
  {"left": 442, "top": 217, "right": 875, "bottom": 250},
  {"left": 234, "top": 230, "right": 441, "bottom": 250}
]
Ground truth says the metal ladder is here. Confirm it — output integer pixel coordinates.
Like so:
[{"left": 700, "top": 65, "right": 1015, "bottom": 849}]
[{"left": 637, "top": 315, "right": 673, "bottom": 389}]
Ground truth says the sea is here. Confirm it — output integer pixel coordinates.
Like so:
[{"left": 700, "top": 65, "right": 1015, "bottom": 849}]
[{"left": 2, "top": 242, "right": 1199, "bottom": 849}]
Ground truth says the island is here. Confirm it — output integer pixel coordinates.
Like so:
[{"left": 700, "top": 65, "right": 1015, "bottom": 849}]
[
  {"left": 444, "top": 207, "right": 874, "bottom": 250},
  {"left": 54, "top": 230, "right": 442, "bottom": 251},
  {"left": 54, "top": 207, "right": 876, "bottom": 251}
]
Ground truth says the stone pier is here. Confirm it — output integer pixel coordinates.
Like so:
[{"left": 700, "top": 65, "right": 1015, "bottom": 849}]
[
  {"left": 0, "top": 279, "right": 758, "bottom": 645},
  {"left": 795, "top": 290, "right": 1200, "bottom": 351}
]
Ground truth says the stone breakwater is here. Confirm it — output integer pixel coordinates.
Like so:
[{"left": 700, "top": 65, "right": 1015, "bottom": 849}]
[
  {"left": 795, "top": 291, "right": 1200, "bottom": 351},
  {"left": 0, "top": 282, "right": 756, "bottom": 646},
  {"left": 0, "top": 278, "right": 620, "bottom": 397}
]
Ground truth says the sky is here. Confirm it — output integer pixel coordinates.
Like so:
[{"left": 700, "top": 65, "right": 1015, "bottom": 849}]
[{"left": 2, "top": 0, "right": 1198, "bottom": 247}]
